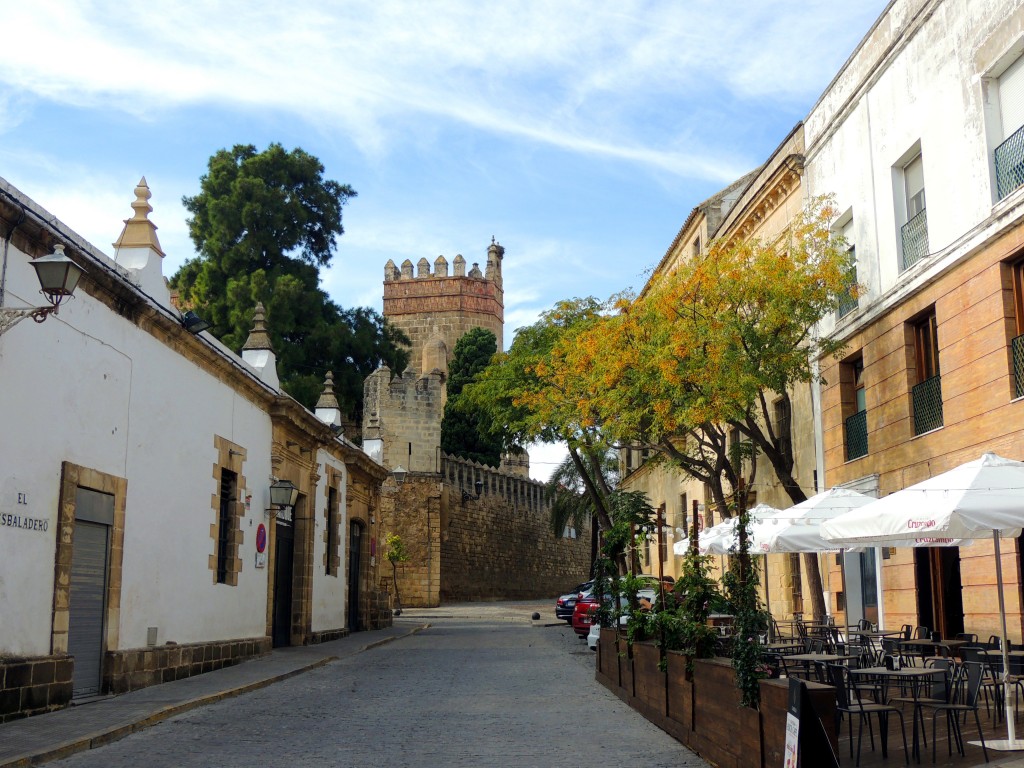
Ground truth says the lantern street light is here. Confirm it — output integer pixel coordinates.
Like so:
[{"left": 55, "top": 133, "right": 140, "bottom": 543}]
[
  {"left": 0, "top": 244, "right": 85, "bottom": 337},
  {"left": 269, "top": 479, "right": 300, "bottom": 510}
]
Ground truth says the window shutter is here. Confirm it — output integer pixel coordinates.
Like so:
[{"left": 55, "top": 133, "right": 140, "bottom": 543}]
[{"left": 999, "top": 55, "right": 1024, "bottom": 141}]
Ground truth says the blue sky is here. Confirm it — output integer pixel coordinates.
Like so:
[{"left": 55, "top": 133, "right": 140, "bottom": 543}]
[{"left": 0, "top": 0, "right": 888, "bottom": 477}]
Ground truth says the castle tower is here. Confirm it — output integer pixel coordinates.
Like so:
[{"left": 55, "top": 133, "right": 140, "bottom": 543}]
[{"left": 382, "top": 239, "right": 504, "bottom": 375}]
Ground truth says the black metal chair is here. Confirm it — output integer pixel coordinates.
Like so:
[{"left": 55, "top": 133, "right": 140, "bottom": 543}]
[
  {"left": 960, "top": 645, "right": 1002, "bottom": 721},
  {"left": 888, "top": 657, "right": 953, "bottom": 753},
  {"left": 955, "top": 632, "right": 979, "bottom": 644},
  {"left": 914, "top": 626, "right": 931, "bottom": 640},
  {"left": 899, "top": 623, "right": 913, "bottom": 640},
  {"left": 918, "top": 660, "right": 989, "bottom": 763},
  {"left": 829, "top": 663, "right": 910, "bottom": 766}
]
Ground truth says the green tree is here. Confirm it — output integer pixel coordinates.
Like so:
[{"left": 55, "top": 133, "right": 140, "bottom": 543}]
[
  {"left": 463, "top": 298, "right": 626, "bottom": 570},
  {"left": 171, "top": 143, "right": 408, "bottom": 415},
  {"left": 545, "top": 450, "right": 619, "bottom": 569},
  {"left": 440, "top": 328, "right": 503, "bottom": 466},
  {"left": 385, "top": 532, "right": 410, "bottom": 616}
]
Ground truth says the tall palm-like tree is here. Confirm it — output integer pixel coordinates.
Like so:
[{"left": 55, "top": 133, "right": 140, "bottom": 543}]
[{"left": 546, "top": 450, "right": 620, "bottom": 571}]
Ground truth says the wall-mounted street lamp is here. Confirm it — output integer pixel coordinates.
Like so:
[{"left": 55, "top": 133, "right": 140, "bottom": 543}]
[
  {"left": 461, "top": 479, "right": 484, "bottom": 503},
  {"left": 269, "top": 479, "right": 300, "bottom": 510},
  {"left": 0, "top": 245, "right": 85, "bottom": 337},
  {"left": 391, "top": 465, "right": 407, "bottom": 486},
  {"left": 181, "top": 310, "right": 211, "bottom": 334}
]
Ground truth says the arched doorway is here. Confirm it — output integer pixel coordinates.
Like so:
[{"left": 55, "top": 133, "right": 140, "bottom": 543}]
[{"left": 348, "top": 520, "right": 364, "bottom": 632}]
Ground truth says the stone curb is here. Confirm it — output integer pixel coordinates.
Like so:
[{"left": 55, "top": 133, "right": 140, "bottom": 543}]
[{"left": 1, "top": 624, "right": 428, "bottom": 768}]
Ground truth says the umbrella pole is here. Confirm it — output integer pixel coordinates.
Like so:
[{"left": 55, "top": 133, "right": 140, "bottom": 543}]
[{"left": 974, "top": 529, "right": 1024, "bottom": 751}]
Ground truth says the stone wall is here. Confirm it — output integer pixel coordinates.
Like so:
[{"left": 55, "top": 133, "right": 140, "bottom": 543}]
[
  {"left": 104, "top": 636, "right": 271, "bottom": 695},
  {"left": 378, "top": 474, "right": 443, "bottom": 608},
  {"left": 0, "top": 654, "right": 73, "bottom": 722},
  {"left": 363, "top": 368, "right": 445, "bottom": 474},
  {"left": 439, "top": 455, "right": 591, "bottom": 601}
]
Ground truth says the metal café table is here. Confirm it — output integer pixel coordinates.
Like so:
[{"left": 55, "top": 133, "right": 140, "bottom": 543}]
[
  {"left": 851, "top": 665, "right": 947, "bottom": 763},
  {"left": 899, "top": 638, "right": 968, "bottom": 659},
  {"left": 783, "top": 652, "right": 855, "bottom": 680},
  {"left": 762, "top": 641, "right": 806, "bottom": 656}
]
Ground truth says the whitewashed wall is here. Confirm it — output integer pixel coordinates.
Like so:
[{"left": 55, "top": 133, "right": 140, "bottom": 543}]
[
  {"left": 807, "top": 0, "right": 1024, "bottom": 337},
  {"left": 0, "top": 204, "right": 275, "bottom": 655},
  {"left": 311, "top": 452, "right": 348, "bottom": 632}
]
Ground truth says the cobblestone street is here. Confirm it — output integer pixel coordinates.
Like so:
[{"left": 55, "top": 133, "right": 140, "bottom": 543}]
[{"left": 46, "top": 604, "right": 709, "bottom": 767}]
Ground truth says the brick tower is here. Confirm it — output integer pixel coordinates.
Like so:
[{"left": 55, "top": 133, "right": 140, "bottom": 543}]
[
  {"left": 382, "top": 239, "right": 504, "bottom": 375},
  {"left": 362, "top": 240, "right": 505, "bottom": 473}
]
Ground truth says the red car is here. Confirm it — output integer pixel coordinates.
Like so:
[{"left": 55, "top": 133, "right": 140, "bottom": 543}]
[{"left": 572, "top": 591, "right": 600, "bottom": 636}]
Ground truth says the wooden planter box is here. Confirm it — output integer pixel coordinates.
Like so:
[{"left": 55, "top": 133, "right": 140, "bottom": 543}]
[
  {"left": 596, "top": 628, "right": 619, "bottom": 687},
  {"left": 666, "top": 650, "right": 694, "bottom": 738},
  {"left": 595, "top": 650, "right": 838, "bottom": 768},
  {"left": 691, "top": 658, "right": 763, "bottom": 768},
  {"left": 632, "top": 641, "right": 667, "bottom": 718}
]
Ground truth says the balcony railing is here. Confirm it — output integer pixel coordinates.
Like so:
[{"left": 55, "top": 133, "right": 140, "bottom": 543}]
[
  {"left": 900, "top": 209, "right": 929, "bottom": 271},
  {"left": 995, "top": 123, "right": 1024, "bottom": 200},
  {"left": 844, "top": 409, "right": 868, "bottom": 460},
  {"left": 912, "top": 374, "right": 943, "bottom": 435},
  {"left": 1014, "top": 333, "right": 1024, "bottom": 399}
]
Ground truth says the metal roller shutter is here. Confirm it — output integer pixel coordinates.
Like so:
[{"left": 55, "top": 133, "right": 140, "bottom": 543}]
[{"left": 68, "top": 520, "right": 109, "bottom": 698}]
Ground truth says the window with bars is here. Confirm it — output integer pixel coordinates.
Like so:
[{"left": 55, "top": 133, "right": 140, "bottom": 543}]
[
  {"left": 900, "top": 153, "right": 929, "bottom": 271},
  {"left": 995, "top": 55, "right": 1024, "bottom": 200},
  {"left": 842, "top": 356, "right": 869, "bottom": 460},
  {"left": 836, "top": 217, "right": 859, "bottom": 318},
  {"left": 773, "top": 397, "right": 792, "bottom": 462},
  {"left": 326, "top": 485, "right": 339, "bottom": 576},
  {"left": 216, "top": 468, "right": 238, "bottom": 585},
  {"left": 1011, "top": 260, "right": 1024, "bottom": 398},
  {"left": 911, "top": 310, "right": 943, "bottom": 435}
]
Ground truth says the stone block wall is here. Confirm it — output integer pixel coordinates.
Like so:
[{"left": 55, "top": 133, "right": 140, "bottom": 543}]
[
  {"left": 0, "top": 654, "right": 73, "bottom": 722},
  {"left": 103, "top": 636, "right": 271, "bottom": 695},
  {"left": 439, "top": 455, "right": 591, "bottom": 601},
  {"left": 363, "top": 368, "right": 445, "bottom": 474},
  {"left": 379, "top": 474, "right": 443, "bottom": 608}
]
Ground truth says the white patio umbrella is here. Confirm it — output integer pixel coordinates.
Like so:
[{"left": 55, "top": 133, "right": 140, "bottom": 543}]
[
  {"left": 672, "top": 502, "right": 781, "bottom": 555},
  {"left": 821, "top": 452, "right": 1024, "bottom": 751},
  {"left": 749, "top": 487, "right": 876, "bottom": 554}
]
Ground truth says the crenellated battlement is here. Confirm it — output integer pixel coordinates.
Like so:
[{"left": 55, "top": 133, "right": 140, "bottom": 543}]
[
  {"left": 440, "top": 452, "right": 549, "bottom": 515},
  {"left": 382, "top": 240, "right": 505, "bottom": 373}
]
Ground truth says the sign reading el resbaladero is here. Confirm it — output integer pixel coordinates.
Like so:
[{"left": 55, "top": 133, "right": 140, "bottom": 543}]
[{"left": 1, "top": 513, "right": 49, "bottom": 532}]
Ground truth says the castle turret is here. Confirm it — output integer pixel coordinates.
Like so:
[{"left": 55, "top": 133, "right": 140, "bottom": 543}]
[{"left": 381, "top": 240, "right": 505, "bottom": 375}]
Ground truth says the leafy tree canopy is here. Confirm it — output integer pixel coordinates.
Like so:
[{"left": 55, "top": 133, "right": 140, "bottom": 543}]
[
  {"left": 170, "top": 143, "right": 408, "bottom": 415},
  {"left": 440, "top": 328, "right": 503, "bottom": 467}
]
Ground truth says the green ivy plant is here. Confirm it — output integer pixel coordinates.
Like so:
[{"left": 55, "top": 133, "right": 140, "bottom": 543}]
[{"left": 723, "top": 505, "right": 770, "bottom": 709}]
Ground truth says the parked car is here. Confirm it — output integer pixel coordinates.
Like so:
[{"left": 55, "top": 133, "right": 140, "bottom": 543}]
[
  {"left": 555, "top": 581, "right": 592, "bottom": 622},
  {"left": 573, "top": 586, "right": 657, "bottom": 638}
]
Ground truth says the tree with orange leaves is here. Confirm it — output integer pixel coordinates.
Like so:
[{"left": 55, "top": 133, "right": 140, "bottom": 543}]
[{"left": 563, "top": 196, "right": 854, "bottom": 621}]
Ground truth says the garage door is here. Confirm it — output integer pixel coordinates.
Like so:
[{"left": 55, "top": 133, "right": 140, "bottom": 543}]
[{"left": 68, "top": 488, "right": 113, "bottom": 698}]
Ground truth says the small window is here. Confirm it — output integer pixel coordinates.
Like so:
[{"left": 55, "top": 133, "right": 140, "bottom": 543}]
[
  {"left": 836, "top": 216, "right": 858, "bottom": 318},
  {"left": 1009, "top": 259, "right": 1024, "bottom": 398},
  {"left": 911, "top": 310, "right": 943, "bottom": 434},
  {"left": 899, "top": 152, "right": 929, "bottom": 270},
  {"left": 773, "top": 397, "right": 792, "bottom": 462},
  {"left": 216, "top": 468, "right": 238, "bottom": 585},
  {"left": 995, "top": 56, "right": 1024, "bottom": 200},
  {"left": 692, "top": 236, "right": 701, "bottom": 257},
  {"left": 326, "top": 485, "right": 339, "bottom": 576},
  {"left": 842, "top": 355, "right": 868, "bottom": 460}
]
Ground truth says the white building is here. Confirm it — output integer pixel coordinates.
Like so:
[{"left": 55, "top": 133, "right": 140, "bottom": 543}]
[{"left": 0, "top": 177, "right": 387, "bottom": 721}]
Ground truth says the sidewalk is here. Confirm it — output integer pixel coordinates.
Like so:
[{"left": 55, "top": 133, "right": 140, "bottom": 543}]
[{"left": 0, "top": 622, "right": 427, "bottom": 768}]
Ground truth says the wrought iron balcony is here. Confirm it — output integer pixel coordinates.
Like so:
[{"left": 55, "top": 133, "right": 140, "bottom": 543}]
[
  {"left": 1013, "top": 333, "right": 1024, "bottom": 399},
  {"left": 900, "top": 209, "right": 929, "bottom": 271},
  {"left": 995, "top": 123, "right": 1024, "bottom": 200},
  {"left": 844, "top": 409, "right": 868, "bottom": 460},
  {"left": 912, "top": 374, "right": 943, "bottom": 435},
  {"left": 837, "top": 288, "right": 858, "bottom": 319}
]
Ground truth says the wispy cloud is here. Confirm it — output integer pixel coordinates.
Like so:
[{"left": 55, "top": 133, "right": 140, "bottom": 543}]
[{"left": 0, "top": 1, "right": 883, "bottom": 182}]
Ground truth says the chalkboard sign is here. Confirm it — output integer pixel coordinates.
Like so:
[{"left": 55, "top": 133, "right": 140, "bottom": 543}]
[{"left": 783, "top": 678, "right": 839, "bottom": 768}]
